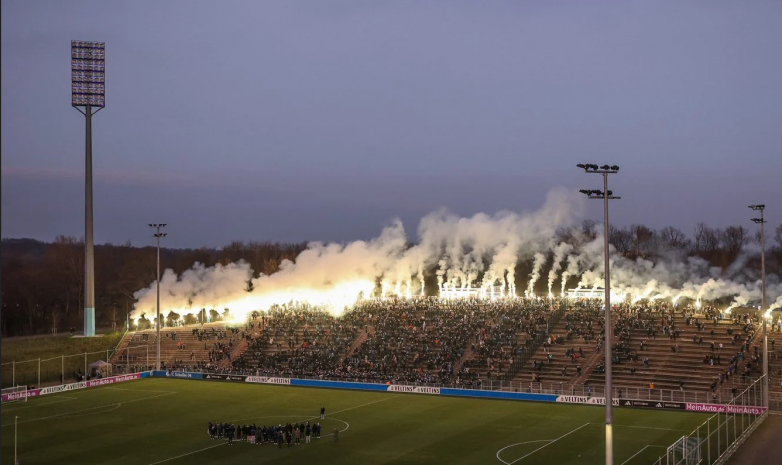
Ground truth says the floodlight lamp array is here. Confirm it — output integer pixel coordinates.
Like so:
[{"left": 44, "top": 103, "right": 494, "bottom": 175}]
[{"left": 71, "top": 41, "right": 105, "bottom": 107}]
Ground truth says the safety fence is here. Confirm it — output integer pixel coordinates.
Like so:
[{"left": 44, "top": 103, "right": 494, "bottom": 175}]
[
  {"left": 0, "top": 344, "right": 150, "bottom": 389},
  {"left": 653, "top": 375, "right": 768, "bottom": 465}
]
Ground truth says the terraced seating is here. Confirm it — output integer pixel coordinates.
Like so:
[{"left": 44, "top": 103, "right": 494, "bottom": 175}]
[
  {"left": 585, "top": 308, "right": 759, "bottom": 392},
  {"left": 111, "top": 322, "right": 232, "bottom": 369},
  {"left": 511, "top": 306, "right": 602, "bottom": 385}
]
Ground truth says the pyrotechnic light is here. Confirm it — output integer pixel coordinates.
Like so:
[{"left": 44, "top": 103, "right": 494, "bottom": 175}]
[{"left": 127, "top": 190, "right": 782, "bottom": 326}]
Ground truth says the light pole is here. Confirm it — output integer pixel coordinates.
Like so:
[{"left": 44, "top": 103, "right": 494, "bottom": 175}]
[
  {"left": 749, "top": 204, "right": 768, "bottom": 408},
  {"left": 149, "top": 224, "right": 167, "bottom": 370},
  {"left": 72, "top": 40, "right": 105, "bottom": 337},
  {"left": 577, "top": 163, "right": 620, "bottom": 465}
]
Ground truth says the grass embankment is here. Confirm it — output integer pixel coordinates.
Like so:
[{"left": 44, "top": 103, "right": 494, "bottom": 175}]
[{"left": 1, "top": 331, "right": 123, "bottom": 388}]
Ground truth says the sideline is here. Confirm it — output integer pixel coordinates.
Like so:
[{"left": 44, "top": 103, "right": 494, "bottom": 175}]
[
  {"left": 496, "top": 423, "right": 590, "bottom": 465},
  {"left": 595, "top": 423, "right": 691, "bottom": 433}
]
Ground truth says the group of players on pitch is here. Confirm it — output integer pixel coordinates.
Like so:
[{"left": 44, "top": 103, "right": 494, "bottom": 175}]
[{"left": 207, "top": 407, "right": 339, "bottom": 447}]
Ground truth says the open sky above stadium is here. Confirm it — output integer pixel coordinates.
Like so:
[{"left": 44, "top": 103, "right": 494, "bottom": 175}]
[{"left": 2, "top": 0, "right": 781, "bottom": 248}]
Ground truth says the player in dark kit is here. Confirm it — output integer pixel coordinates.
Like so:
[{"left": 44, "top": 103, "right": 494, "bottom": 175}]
[{"left": 320, "top": 406, "right": 325, "bottom": 419}]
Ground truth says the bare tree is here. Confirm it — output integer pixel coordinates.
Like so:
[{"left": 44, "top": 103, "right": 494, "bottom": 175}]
[
  {"left": 722, "top": 225, "right": 749, "bottom": 256},
  {"left": 775, "top": 224, "right": 782, "bottom": 249},
  {"left": 659, "top": 226, "right": 691, "bottom": 251},
  {"left": 580, "top": 219, "right": 598, "bottom": 241},
  {"left": 630, "top": 224, "right": 657, "bottom": 259},
  {"left": 608, "top": 225, "right": 633, "bottom": 256}
]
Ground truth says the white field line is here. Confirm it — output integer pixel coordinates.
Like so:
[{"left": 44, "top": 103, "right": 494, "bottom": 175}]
[
  {"left": 621, "top": 445, "right": 665, "bottom": 465},
  {"left": 145, "top": 443, "right": 227, "bottom": 465},
  {"left": 145, "top": 418, "right": 349, "bottom": 465},
  {"left": 321, "top": 418, "right": 350, "bottom": 437},
  {"left": 150, "top": 397, "right": 390, "bottom": 465},
  {"left": 496, "top": 440, "right": 554, "bottom": 465},
  {"left": 104, "top": 387, "right": 175, "bottom": 393},
  {"left": 1, "top": 395, "right": 79, "bottom": 412},
  {"left": 0, "top": 391, "right": 176, "bottom": 427},
  {"left": 328, "top": 396, "right": 393, "bottom": 416},
  {"left": 229, "top": 394, "right": 393, "bottom": 424},
  {"left": 498, "top": 423, "right": 590, "bottom": 465},
  {"left": 597, "top": 423, "right": 692, "bottom": 433}
]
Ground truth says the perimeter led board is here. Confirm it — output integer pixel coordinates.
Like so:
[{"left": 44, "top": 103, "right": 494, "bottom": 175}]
[{"left": 71, "top": 41, "right": 105, "bottom": 107}]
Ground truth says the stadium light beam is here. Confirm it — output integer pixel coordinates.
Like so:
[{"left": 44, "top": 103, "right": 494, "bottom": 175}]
[
  {"left": 749, "top": 204, "right": 768, "bottom": 409},
  {"left": 578, "top": 163, "right": 620, "bottom": 465},
  {"left": 149, "top": 224, "right": 167, "bottom": 370},
  {"left": 72, "top": 40, "right": 105, "bottom": 337}
]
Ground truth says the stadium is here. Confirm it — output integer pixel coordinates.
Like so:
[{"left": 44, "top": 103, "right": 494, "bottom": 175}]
[
  {"left": 2, "top": 294, "right": 780, "bottom": 464},
  {"left": 3, "top": 2, "right": 782, "bottom": 465}
]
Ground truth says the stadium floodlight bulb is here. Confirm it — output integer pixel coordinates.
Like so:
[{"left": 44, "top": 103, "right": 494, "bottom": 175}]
[
  {"left": 576, "top": 164, "right": 586, "bottom": 169},
  {"left": 611, "top": 165, "right": 619, "bottom": 171},
  {"left": 600, "top": 164, "right": 611, "bottom": 170},
  {"left": 71, "top": 40, "right": 105, "bottom": 108},
  {"left": 748, "top": 204, "right": 765, "bottom": 210}
]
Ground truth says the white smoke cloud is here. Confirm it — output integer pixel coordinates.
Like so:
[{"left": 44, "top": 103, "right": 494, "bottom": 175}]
[{"left": 131, "top": 187, "right": 781, "bottom": 322}]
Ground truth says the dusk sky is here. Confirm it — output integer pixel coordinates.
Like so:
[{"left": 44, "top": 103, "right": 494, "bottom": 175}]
[{"left": 2, "top": 1, "right": 780, "bottom": 249}]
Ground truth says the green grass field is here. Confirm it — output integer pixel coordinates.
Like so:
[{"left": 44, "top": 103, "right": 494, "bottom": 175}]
[{"left": 0, "top": 378, "right": 709, "bottom": 465}]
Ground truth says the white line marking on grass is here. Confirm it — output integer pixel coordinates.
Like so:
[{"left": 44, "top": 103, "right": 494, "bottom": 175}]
[
  {"left": 148, "top": 416, "right": 351, "bottom": 465},
  {"left": 599, "top": 423, "right": 691, "bottom": 432},
  {"left": 66, "top": 403, "right": 122, "bottom": 418},
  {"left": 104, "top": 387, "right": 174, "bottom": 393},
  {"left": 1, "top": 395, "right": 79, "bottom": 411},
  {"left": 144, "top": 443, "right": 227, "bottom": 465},
  {"left": 496, "top": 423, "right": 590, "bottom": 464},
  {"left": 496, "top": 440, "right": 554, "bottom": 465},
  {"left": 328, "top": 397, "right": 393, "bottom": 416},
  {"left": 320, "top": 418, "right": 350, "bottom": 436},
  {"left": 228, "top": 396, "right": 392, "bottom": 424},
  {"left": 0, "top": 391, "right": 176, "bottom": 427},
  {"left": 620, "top": 445, "right": 665, "bottom": 465}
]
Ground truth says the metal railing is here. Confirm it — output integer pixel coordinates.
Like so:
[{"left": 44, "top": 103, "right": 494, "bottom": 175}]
[
  {"left": 652, "top": 375, "right": 768, "bottom": 465},
  {"left": 1, "top": 348, "right": 119, "bottom": 388}
]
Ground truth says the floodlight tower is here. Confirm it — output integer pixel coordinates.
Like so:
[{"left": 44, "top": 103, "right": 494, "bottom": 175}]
[
  {"left": 71, "top": 41, "right": 105, "bottom": 337},
  {"left": 149, "top": 224, "right": 167, "bottom": 370},
  {"left": 577, "top": 163, "right": 620, "bottom": 465},
  {"left": 749, "top": 204, "right": 768, "bottom": 408}
]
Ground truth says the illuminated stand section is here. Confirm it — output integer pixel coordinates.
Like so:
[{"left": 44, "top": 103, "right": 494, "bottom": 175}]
[
  {"left": 565, "top": 288, "right": 626, "bottom": 304},
  {"left": 439, "top": 284, "right": 511, "bottom": 300},
  {"left": 71, "top": 40, "right": 105, "bottom": 337},
  {"left": 566, "top": 288, "right": 605, "bottom": 300}
]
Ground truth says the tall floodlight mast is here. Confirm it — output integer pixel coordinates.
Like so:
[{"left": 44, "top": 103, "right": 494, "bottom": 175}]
[
  {"left": 71, "top": 40, "right": 105, "bottom": 337},
  {"left": 749, "top": 204, "right": 768, "bottom": 409},
  {"left": 577, "top": 163, "right": 620, "bottom": 465}
]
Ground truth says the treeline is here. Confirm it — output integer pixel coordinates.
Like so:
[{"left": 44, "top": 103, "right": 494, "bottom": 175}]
[
  {"left": 0, "top": 237, "right": 306, "bottom": 337},
  {"left": 1, "top": 222, "right": 780, "bottom": 336}
]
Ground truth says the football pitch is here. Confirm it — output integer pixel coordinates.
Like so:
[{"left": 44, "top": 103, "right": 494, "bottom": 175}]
[{"left": 0, "top": 378, "right": 708, "bottom": 465}]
